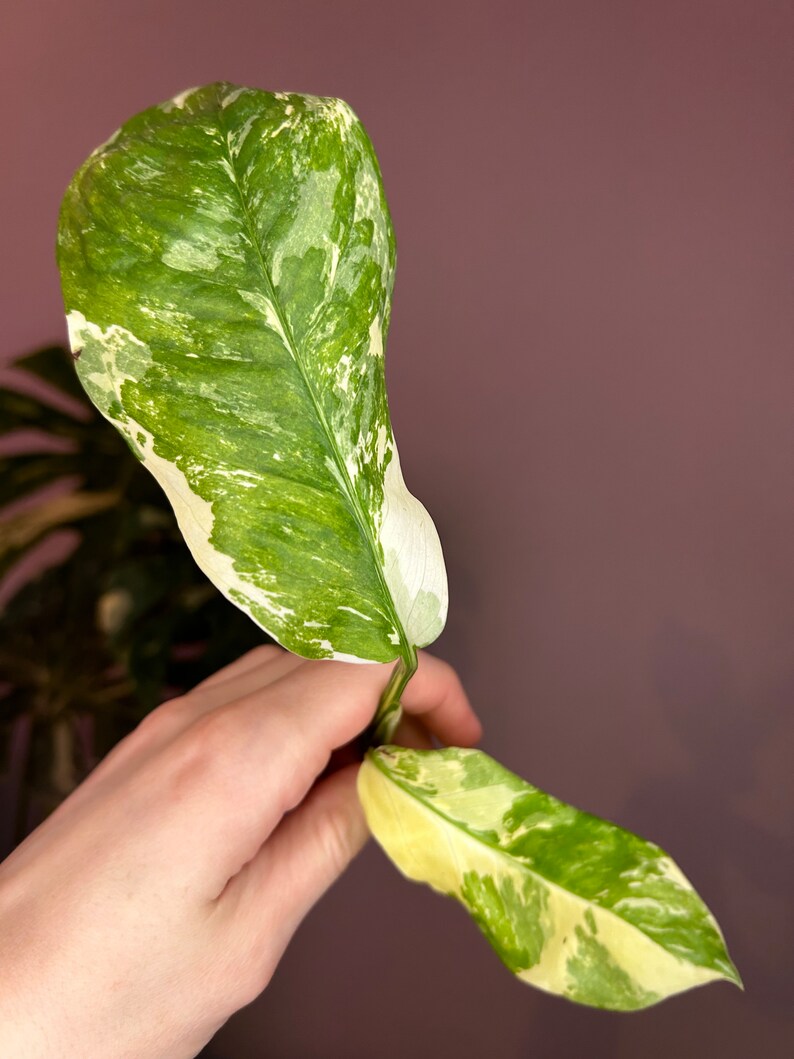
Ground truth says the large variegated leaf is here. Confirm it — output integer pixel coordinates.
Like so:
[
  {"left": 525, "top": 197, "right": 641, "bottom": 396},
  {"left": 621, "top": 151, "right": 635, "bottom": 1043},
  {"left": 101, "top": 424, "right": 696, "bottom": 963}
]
[
  {"left": 57, "top": 83, "right": 446, "bottom": 664},
  {"left": 359, "top": 746, "right": 741, "bottom": 1010}
]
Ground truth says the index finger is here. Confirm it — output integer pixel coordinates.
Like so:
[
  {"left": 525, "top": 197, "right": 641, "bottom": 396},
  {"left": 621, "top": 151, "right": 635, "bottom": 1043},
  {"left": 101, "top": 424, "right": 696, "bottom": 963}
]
[
  {"left": 159, "top": 651, "right": 481, "bottom": 895},
  {"left": 399, "top": 652, "right": 482, "bottom": 748}
]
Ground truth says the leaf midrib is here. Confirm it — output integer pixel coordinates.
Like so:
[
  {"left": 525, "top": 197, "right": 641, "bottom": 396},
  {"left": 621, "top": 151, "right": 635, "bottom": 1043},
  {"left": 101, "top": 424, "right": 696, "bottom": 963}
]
[
  {"left": 368, "top": 751, "right": 728, "bottom": 977},
  {"left": 213, "top": 90, "right": 409, "bottom": 660}
]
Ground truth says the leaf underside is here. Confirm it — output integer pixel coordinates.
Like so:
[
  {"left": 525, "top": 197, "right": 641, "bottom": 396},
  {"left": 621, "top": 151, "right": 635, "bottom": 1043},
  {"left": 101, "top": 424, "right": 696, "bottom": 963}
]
[
  {"left": 359, "top": 746, "right": 741, "bottom": 1010},
  {"left": 57, "top": 82, "right": 447, "bottom": 665}
]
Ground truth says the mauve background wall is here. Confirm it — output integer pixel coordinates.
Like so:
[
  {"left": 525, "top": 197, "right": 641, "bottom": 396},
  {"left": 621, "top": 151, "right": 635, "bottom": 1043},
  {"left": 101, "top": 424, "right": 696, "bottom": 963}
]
[{"left": 2, "top": 1, "right": 792, "bottom": 1056}]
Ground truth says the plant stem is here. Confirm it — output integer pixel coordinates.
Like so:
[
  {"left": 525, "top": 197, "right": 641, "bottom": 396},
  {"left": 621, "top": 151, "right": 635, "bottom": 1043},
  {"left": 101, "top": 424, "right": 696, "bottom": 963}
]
[{"left": 367, "top": 644, "right": 418, "bottom": 747}]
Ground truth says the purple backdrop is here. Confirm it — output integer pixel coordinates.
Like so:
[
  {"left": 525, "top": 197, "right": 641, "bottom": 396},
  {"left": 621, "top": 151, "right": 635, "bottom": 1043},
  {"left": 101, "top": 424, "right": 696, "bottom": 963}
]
[{"left": 2, "top": 1, "right": 792, "bottom": 1056}]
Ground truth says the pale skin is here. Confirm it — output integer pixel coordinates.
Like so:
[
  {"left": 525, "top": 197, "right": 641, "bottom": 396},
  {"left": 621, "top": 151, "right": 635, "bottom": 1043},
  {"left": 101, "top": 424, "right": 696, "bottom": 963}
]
[{"left": 0, "top": 646, "right": 481, "bottom": 1058}]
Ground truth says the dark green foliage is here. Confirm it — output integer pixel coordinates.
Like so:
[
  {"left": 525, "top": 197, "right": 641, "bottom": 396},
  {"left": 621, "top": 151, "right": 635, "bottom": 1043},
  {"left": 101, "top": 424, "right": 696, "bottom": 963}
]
[{"left": 0, "top": 346, "right": 269, "bottom": 851}]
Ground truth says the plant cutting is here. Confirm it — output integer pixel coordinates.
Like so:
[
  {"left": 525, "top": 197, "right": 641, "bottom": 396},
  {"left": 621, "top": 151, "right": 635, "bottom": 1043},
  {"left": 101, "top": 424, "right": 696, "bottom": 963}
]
[{"left": 57, "top": 82, "right": 740, "bottom": 1010}]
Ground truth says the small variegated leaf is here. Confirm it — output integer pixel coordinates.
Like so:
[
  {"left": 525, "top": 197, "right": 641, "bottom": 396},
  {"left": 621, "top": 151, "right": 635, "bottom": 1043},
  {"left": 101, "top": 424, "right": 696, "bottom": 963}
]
[
  {"left": 358, "top": 746, "right": 741, "bottom": 1010},
  {"left": 57, "top": 83, "right": 446, "bottom": 665}
]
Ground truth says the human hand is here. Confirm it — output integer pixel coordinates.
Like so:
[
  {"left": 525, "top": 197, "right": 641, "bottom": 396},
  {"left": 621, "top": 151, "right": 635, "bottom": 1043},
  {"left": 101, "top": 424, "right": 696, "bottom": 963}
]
[{"left": 0, "top": 647, "right": 480, "bottom": 1058}]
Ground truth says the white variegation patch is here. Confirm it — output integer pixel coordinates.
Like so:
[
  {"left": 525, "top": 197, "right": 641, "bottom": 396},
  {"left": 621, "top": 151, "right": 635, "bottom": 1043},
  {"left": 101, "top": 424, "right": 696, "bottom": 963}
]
[
  {"left": 67, "top": 311, "right": 151, "bottom": 396},
  {"left": 226, "top": 113, "right": 259, "bottom": 157},
  {"left": 359, "top": 747, "right": 740, "bottom": 1010},
  {"left": 130, "top": 434, "right": 298, "bottom": 627},
  {"left": 326, "top": 97, "right": 357, "bottom": 132},
  {"left": 338, "top": 605, "right": 373, "bottom": 621},
  {"left": 311, "top": 641, "right": 368, "bottom": 664},
  {"left": 162, "top": 238, "right": 221, "bottom": 274},
  {"left": 67, "top": 313, "right": 306, "bottom": 639},
  {"left": 160, "top": 86, "right": 200, "bottom": 113},
  {"left": 367, "top": 316, "right": 383, "bottom": 359},
  {"left": 378, "top": 447, "right": 447, "bottom": 648},
  {"left": 237, "top": 289, "right": 290, "bottom": 345},
  {"left": 269, "top": 168, "right": 342, "bottom": 288},
  {"left": 221, "top": 86, "right": 249, "bottom": 108}
]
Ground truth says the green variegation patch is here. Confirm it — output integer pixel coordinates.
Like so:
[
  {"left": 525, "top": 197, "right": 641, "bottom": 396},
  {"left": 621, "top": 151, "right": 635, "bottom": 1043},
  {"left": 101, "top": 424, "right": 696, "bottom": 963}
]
[
  {"left": 359, "top": 746, "right": 741, "bottom": 1010},
  {"left": 57, "top": 83, "right": 446, "bottom": 668}
]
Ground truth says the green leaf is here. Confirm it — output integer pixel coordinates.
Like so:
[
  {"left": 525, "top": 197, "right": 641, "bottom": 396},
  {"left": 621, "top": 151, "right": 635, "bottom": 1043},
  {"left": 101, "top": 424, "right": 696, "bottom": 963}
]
[
  {"left": 57, "top": 83, "right": 447, "bottom": 664},
  {"left": 359, "top": 746, "right": 741, "bottom": 1010}
]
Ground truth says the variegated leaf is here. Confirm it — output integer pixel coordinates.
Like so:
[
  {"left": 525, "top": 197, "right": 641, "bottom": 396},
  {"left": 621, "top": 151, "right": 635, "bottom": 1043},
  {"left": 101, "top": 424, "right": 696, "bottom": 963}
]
[
  {"left": 358, "top": 745, "right": 741, "bottom": 1010},
  {"left": 57, "top": 83, "right": 446, "bottom": 664}
]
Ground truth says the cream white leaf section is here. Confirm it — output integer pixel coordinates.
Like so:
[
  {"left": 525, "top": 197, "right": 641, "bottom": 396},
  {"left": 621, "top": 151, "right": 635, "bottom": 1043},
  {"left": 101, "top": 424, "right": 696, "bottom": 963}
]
[{"left": 358, "top": 746, "right": 742, "bottom": 1010}]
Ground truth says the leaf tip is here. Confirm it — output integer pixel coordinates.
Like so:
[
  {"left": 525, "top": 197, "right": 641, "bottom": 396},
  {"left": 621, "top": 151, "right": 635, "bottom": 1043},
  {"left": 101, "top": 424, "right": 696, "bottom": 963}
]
[{"left": 723, "top": 957, "right": 744, "bottom": 992}]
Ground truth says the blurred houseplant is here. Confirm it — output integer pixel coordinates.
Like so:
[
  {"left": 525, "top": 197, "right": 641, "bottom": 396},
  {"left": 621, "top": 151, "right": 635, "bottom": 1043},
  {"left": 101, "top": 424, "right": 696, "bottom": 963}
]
[{"left": 0, "top": 345, "right": 268, "bottom": 855}]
